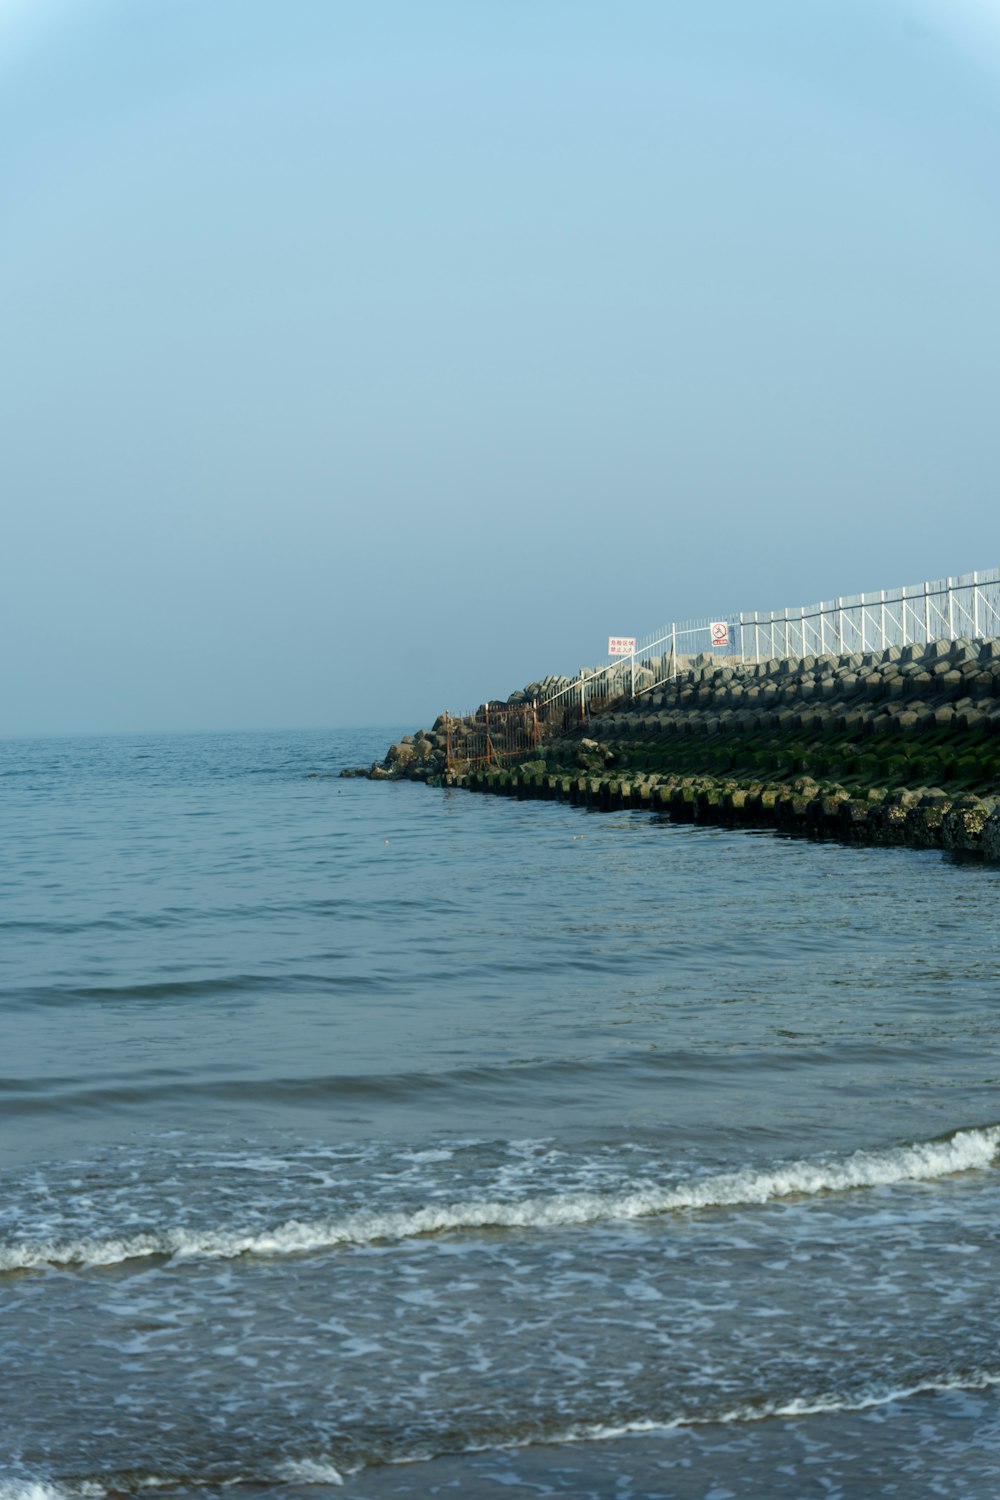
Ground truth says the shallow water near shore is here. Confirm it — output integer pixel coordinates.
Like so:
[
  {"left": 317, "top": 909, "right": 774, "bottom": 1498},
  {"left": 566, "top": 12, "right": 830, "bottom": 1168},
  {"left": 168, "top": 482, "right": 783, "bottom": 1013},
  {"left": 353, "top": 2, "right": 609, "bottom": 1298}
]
[{"left": 2, "top": 727, "right": 1000, "bottom": 1498}]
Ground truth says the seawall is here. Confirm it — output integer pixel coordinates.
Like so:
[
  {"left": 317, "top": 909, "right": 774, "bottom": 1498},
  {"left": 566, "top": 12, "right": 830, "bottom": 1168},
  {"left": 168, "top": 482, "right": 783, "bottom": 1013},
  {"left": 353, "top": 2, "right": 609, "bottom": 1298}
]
[{"left": 355, "top": 637, "right": 1000, "bottom": 858}]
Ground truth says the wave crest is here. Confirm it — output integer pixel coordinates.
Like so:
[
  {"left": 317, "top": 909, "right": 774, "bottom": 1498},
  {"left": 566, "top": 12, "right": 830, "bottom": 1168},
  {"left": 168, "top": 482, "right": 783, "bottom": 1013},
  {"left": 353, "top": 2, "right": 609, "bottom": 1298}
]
[{"left": 2, "top": 1125, "right": 996, "bottom": 1273}]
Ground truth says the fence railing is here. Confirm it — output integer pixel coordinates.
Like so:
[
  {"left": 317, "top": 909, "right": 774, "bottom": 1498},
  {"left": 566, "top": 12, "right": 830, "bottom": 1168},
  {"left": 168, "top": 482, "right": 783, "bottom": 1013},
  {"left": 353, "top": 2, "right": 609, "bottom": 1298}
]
[
  {"left": 441, "top": 569, "right": 1000, "bottom": 769},
  {"left": 541, "top": 568, "right": 1000, "bottom": 718}
]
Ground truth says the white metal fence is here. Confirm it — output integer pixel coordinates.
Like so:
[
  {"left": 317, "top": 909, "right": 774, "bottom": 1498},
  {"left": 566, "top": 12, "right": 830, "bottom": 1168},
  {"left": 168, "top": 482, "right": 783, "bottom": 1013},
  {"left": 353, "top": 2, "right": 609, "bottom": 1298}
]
[{"left": 541, "top": 568, "right": 1000, "bottom": 715}]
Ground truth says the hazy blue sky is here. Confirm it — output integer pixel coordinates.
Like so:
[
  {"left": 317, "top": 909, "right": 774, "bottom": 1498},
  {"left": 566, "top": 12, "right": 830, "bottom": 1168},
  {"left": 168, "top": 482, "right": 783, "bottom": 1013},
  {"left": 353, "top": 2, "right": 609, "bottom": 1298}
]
[{"left": 3, "top": 0, "right": 1000, "bottom": 732}]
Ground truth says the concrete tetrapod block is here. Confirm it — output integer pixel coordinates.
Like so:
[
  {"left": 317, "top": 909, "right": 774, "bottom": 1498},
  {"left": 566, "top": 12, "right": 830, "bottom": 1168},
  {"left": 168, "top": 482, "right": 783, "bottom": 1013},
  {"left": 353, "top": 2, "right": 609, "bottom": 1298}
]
[
  {"left": 981, "top": 808, "right": 1000, "bottom": 860},
  {"left": 942, "top": 797, "right": 997, "bottom": 851}
]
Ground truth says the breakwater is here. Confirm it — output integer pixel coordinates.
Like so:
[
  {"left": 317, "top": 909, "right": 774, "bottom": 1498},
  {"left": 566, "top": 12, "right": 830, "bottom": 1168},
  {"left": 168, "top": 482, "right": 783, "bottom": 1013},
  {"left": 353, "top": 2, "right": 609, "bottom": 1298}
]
[{"left": 358, "top": 637, "right": 1000, "bottom": 857}]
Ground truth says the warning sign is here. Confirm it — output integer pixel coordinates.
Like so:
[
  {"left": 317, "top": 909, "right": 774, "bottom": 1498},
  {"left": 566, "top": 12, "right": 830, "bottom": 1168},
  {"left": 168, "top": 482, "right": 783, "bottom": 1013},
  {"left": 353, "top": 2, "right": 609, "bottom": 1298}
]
[
  {"left": 710, "top": 621, "right": 729, "bottom": 649},
  {"left": 608, "top": 636, "right": 636, "bottom": 657}
]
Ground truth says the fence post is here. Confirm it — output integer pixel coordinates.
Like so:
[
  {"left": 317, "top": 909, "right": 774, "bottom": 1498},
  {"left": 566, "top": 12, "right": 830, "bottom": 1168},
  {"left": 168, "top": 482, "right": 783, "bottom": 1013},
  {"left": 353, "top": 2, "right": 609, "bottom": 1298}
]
[
  {"left": 923, "top": 579, "right": 931, "bottom": 643},
  {"left": 859, "top": 593, "right": 866, "bottom": 655},
  {"left": 739, "top": 612, "right": 745, "bottom": 661},
  {"left": 880, "top": 590, "right": 886, "bottom": 651},
  {"left": 974, "top": 572, "right": 980, "bottom": 638},
  {"left": 445, "top": 710, "right": 452, "bottom": 773}
]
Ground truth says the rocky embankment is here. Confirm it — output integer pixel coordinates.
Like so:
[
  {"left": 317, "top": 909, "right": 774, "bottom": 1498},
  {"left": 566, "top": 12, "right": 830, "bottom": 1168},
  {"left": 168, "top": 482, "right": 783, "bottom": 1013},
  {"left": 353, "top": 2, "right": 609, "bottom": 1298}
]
[{"left": 350, "top": 638, "right": 1000, "bottom": 858}]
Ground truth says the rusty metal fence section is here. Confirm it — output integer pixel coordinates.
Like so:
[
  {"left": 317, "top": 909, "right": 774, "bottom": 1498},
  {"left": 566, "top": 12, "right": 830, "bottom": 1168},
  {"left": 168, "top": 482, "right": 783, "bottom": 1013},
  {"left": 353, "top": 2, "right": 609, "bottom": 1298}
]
[{"left": 444, "top": 701, "right": 540, "bottom": 773}]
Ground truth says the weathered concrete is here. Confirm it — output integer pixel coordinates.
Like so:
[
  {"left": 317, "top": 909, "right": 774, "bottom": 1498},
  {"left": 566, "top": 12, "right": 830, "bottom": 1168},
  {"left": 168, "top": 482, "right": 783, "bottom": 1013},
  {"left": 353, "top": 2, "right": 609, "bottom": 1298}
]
[{"left": 358, "top": 638, "right": 1000, "bottom": 859}]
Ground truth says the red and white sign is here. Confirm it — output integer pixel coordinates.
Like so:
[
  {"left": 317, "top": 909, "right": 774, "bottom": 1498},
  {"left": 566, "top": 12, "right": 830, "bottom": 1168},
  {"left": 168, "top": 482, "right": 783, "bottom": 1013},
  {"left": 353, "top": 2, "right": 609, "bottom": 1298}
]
[
  {"left": 608, "top": 636, "right": 636, "bottom": 657},
  {"left": 710, "top": 621, "right": 729, "bottom": 649}
]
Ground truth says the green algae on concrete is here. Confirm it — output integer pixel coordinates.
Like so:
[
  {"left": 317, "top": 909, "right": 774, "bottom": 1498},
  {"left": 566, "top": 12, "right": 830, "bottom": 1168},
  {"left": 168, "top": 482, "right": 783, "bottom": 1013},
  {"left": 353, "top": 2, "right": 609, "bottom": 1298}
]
[{"left": 362, "top": 637, "right": 1000, "bottom": 858}]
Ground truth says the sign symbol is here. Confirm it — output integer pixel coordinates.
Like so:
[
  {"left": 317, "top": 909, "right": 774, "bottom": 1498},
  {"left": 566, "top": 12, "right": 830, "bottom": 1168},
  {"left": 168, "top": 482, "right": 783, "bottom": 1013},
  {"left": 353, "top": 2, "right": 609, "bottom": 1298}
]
[{"left": 608, "top": 636, "right": 636, "bottom": 657}]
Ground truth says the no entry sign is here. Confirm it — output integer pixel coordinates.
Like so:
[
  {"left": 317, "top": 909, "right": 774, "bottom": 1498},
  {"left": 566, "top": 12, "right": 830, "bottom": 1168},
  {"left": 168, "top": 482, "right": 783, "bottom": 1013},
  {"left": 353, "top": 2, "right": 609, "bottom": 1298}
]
[{"left": 710, "top": 621, "right": 729, "bottom": 649}]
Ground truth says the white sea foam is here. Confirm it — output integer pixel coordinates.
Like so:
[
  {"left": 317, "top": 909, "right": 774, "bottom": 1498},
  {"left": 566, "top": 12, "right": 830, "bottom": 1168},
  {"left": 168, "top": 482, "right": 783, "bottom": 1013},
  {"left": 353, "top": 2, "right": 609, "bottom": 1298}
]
[
  {"left": 0, "top": 1485, "right": 104, "bottom": 1500},
  {"left": 277, "top": 1368, "right": 1000, "bottom": 1479},
  {"left": 2, "top": 1125, "right": 996, "bottom": 1272},
  {"left": 543, "top": 1367, "right": 1000, "bottom": 1448},
  {"left": 279, "top": 1458, "right": 345, "bottom": 1485}
]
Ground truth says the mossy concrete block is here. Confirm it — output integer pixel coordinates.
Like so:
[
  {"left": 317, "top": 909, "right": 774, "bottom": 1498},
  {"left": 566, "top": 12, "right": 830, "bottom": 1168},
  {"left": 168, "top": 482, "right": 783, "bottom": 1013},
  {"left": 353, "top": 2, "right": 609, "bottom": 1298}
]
[
  {"left": 670, "top": 787, "right": 696, "bottom": 820},
  {"left": 905, "top": 804, "right": 948, "bottom": 847},
  {"left": 981, "top": 809, "right": 1000, "bottom": 860},
  {"left": 867, "top": 803, "right": 911, "bottom": 842},
  {"left": 942, "top": 796, "right": 994, "bottom": 851},
  {"left": 840, "top": 800, "right": 870, "bottom": 830}
]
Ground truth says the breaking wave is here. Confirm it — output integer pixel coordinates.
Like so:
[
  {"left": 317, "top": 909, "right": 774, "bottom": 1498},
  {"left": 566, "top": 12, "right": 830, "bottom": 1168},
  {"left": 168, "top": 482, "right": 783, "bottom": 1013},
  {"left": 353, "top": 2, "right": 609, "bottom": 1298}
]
[
  {"left": 20, "top": 1367, "right": 995, "bottom": 1495},
  {"left": 2, "top": 1124, "right": 996, "bottom": 1273},
  {"left": 548, "top": 1367, "right": 1000, "bottom": 1447},
  {"left": 0, "top": 1486, "right": 105, "bottom": 1500}
]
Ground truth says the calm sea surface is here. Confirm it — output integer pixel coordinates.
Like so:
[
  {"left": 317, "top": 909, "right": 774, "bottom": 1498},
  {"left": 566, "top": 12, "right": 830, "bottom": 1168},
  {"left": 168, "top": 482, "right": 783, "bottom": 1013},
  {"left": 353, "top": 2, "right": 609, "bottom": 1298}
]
[{"left": 2, "top": 728, "right": 1000, "bottom": 1499}]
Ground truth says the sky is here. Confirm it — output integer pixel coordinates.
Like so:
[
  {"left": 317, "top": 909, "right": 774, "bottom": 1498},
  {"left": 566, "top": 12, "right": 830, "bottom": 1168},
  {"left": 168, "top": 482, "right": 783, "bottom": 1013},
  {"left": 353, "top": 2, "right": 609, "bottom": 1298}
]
[{"left": 3, "top": 0, "right": 1000, "bottom": 733}]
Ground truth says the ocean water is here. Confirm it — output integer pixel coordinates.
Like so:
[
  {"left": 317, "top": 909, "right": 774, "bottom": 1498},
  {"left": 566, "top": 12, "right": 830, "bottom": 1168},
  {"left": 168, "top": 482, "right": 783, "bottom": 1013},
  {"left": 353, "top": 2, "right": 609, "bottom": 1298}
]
[{"left": 2, "top": 727, "right": 1000, "bottom": 1500}]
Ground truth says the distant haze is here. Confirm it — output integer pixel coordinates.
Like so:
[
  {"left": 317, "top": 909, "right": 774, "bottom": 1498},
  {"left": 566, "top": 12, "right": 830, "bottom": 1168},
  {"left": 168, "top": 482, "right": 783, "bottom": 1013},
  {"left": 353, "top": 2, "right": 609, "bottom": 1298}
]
[{"left": 3, "top": 0, "right": 999, "bottom": 733}]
